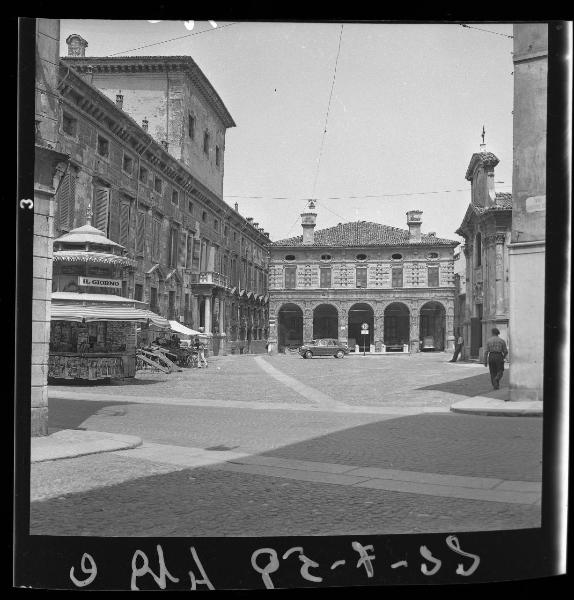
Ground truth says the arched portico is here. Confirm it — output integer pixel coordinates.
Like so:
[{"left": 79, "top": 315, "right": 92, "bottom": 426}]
[
  {"left": 277, "top": 303, "right": 303, "bottom": 352},
  {"left": 348, "top": 302, "right": 374, "bottom": 352},
  {"left": 313, "top": 303, "right": 338, "bottom": 340},
  {"left": 384, "top": 302, "right": 410, "bottom": 351},
  {"left": 419, "top": 301, "right": 446, "bottom": 351}
]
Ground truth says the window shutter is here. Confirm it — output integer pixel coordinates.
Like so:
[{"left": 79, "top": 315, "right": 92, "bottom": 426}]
[
  {"left": 119, "top": 201, "right": 130, "bottom": 248},
  {"left": 57, "top": 170, "right": 75, "bottom": 231},
  {"left": 136, "top": 210, "right": 146, "bottom": 255},
  {"left": 93, "top": 188, "right": 110, "bottom": 234}
]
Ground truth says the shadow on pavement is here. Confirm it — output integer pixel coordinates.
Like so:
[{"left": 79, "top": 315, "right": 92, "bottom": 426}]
[
  {"left": 48, "top": 398, "right": 136, "bottom": 433},
  {"left": 32, "top": 406, "right": 542, "bottom": 537},
  {"left": 417, "top": 372, "right": 503, "bottom": 397}
]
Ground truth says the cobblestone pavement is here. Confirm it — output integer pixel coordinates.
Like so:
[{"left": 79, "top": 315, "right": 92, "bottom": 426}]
[
  {"left": 30, "top": 454, "right": 540, "bottom": 537},
  {"left": 33, "top": 353, "right": 542, "bottom": 536},
  {"left": 50, "top": 352, "right": 499, "bottom": 409}
]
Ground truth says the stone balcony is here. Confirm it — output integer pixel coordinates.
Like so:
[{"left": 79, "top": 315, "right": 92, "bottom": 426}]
[{"left": 190, "top": 271, "right": 230, "bottom": 289}]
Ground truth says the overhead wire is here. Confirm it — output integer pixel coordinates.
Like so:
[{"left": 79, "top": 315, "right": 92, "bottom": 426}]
[
  {"left": 311, "top": 23, "right": 344, "bottom": 199},
  {"left": 224, "top": 185, "right": 511, "bottom": 202},
  {"left": 460, "top": 24, "right": 513, "bottom": 39},
  {"left": 108, "top": 22, "right": 240, "bottom": 56}
]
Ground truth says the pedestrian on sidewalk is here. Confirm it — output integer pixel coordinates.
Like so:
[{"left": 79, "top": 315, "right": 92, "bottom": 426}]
[
  {"left": 449, "top": 331, "right": 464, "bottom": 362},
  {"left": 484, "top": 328, "right": 508, "bottom": 391}
]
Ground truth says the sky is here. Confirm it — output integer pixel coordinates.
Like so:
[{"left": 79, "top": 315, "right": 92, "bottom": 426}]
[{"left": 60, "top": 20, "right": 515, "bottom": 244}]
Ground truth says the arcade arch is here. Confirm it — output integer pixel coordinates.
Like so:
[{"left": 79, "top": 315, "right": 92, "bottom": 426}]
[
  {"left": 384, "top": 302, "right": 410, "bottom": 350},
  {"left": 419, "top": 301, "right": 446, "bottom": 351},
  {"left": 313, "top": 304, "right": 338, "bottom": 340},
  {"left": 277, "top": 303, "right": 303, "bottom": 352},
  {"left": 348, "top": 302, "right": 374, "bottom": 352}
]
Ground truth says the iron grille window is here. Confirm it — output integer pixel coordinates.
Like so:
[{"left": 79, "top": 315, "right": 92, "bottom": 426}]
[
  {"left": 356, "top": 266, "right": 368, "bottom": 288},
  {"left": 428, "top": 266, "right": 439, "bottom": 287},
  {"left": 392, "top": 267, "right": 403, "bottom": 288},
  {"left": 284, "top": 266, "right": 297, "bottom": 289},
  {"left": 320, "top": 268, "right": 332, "bottom": 288}
]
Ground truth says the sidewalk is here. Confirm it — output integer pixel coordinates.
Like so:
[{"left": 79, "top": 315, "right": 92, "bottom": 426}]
[
  {"left": 31, "top": 429, "right": 142, "bottom": 463},
  {"left": 450, "top": 386, "right": 543, "bottom": 417}
]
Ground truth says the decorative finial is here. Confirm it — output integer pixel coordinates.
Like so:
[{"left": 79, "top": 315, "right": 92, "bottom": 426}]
[
  {"left": 86, "top": 203, "right": 93, "bottom": 225},
  {"left": 480, "top": 125, "right": 486, "bottom": 149},
  {"left": 307, "top": 199, "right": 316, "bottom": 210}
]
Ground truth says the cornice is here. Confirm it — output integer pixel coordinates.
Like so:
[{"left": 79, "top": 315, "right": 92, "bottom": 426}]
[{"left": 61, "top": 56, "right": 236, "bottom": 128}]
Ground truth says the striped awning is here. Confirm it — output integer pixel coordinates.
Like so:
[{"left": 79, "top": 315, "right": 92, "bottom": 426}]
[{"left": 51, "top": 304, "right": 167, "bottom": 326}]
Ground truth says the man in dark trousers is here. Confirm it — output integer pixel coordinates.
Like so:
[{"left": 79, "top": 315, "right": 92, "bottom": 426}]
[
  {"left": 449, "top": 331, "right": 464, "bottom": 362},
  {"left": 484, "top": 328, "right": 509, "bottom": 391}
]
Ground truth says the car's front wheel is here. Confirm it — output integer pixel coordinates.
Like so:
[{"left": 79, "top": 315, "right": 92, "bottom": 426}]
[
  {"left": 335, "top": 350, "right": 345, "bottom": 359},
  {"left": 305, "top": 351, "right": 313, "bottom": 359}
]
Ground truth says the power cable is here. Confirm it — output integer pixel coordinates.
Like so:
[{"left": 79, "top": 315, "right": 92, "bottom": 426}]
[
  {"left": 108, "top": 22, "right": 240, "bottom": 56},
  {"left": 224, "top": 185, "right": 511, "bottom": 202},
  {"left": 460, "top": 24, "right": 513, "bottom": 39},
  {"left": 311, "top": 23, "right": 344, "bottom": 199}
]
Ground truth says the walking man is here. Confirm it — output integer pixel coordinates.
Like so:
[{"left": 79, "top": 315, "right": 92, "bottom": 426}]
[
  {"left": 449, "top": 331, "right": 464, "bottom": 362},
  {"left": 484, "top": 328, "right": 508, "bottom": 391}
]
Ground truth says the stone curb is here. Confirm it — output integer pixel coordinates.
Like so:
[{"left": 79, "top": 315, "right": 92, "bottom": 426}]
[
  {"left": 450, "top": 397, "right": 543, "bottom": 417},
  {"left": 31, "top": 430, "right": 143, "bottom": 463}
]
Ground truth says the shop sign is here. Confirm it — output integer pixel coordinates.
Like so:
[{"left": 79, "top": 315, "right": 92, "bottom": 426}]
[{"left": 78, "top": 276, "right": 122, "bottom": 289}]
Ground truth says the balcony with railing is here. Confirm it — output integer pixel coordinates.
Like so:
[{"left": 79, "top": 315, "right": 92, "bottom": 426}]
[{"left": 190, "top": 271, "right": 230, "bottom": 289}]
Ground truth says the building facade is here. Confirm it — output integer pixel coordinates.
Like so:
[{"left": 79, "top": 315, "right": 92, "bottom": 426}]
[
  {"left": 455, "top": 146, "right": 513, "bottom": 361},
  {"left": 54, "top": 37, "right": 270, "bottom": 355},
  {"left": 508, "top": 23, "right": 547, "bottom": 401},
  {"left": 32, "top": 18, "right": 69, "bottom": 435},
  {"left": 268, "top": 205, "right": 458, "bottom": 354}
]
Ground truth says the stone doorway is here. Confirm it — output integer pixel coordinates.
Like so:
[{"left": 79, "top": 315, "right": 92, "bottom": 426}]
[
  {"left": 313, "top": 304, "right": 338, "bottom": 340},
  {"left": 278, "top": 303, "right": 303, "bottom": 352},
  {"left": 348, "top": 303, "right": 374, "bottom": 352}
]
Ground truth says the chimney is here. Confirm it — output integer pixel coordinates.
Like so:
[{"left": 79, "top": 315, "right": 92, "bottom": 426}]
[
  {"left": 142, "top": 117, "right": 149, "bottom": 132},
  {"left": 301, "top": 199, "right": 317, "bottom": 245},
  {"left": 264, "top": 232, "right": 270, "bottom": 238},
  {"left": 161, "top": 140, "right": 169, "bottom": 151},
  {"left": 115, "top": 91, "right": 124, "bottom": 110},
  {"left": 253, "top": 222, "right": 259, "bottom": 228},
  {"left": 246, "top": 217, "right": 254, "bottom": 224},
  {"left": 428, "top": 231, "right": 436, "bottom": 237},
  {"left": 406, "top": 210, "right": 423, "bottom": 243},
  {"left": 234, "top": 202, "right": 239, "bottom": 211},
  {"left": 66, "top": 34, "right": 88, "bottom": 57}
]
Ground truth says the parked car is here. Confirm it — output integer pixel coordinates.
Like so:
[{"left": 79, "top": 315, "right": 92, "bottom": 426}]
[
  {"left": 299, "top": 338, "right": 350, "bottom": 359},
  {"left": 421, "top": 335, "right": 436, "bottom": 351}
]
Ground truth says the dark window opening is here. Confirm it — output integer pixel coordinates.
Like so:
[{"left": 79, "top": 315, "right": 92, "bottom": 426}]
[
  {"left": 139, "top": 166, "right": 148, "bottom": 184},
  {"left": 203, "top": 131, "right": 210, "bottom": 155},
  {"left": 97, "top": 135, "right": 109, "bottom": 158},
  {"left": 392, "top": 253, "right": 403, "bottom": 260},
  {"left": 62, "top": 112, "right": 77, "bottom": 137},
  {"left": 154, "top": 177, "right": 163, "bottom": 193},
  {"left": 356, "top": 266, "right": 368, "bottom": 288},
  {"left": 392, "top": 267, "right": 403, "bottom": 288},
  {"left": 122, "top": 154, "right": 133, "bottom": 174},
  {"left": 171, "top": 189, "right": 179, "bottom": 205},
  {"left": 188, "top": 114, "right": 195, "bottom": 139},
  {"left": 215, "top": 145, "right": 221, "bottom": 166}
]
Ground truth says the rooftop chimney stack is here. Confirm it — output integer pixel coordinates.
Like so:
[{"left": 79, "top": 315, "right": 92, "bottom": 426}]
[
  {"left": 234, "top": 202, "right": 239, "bottom": 211},
  {"left": 115, "top": 91, "right": 124, "bottom": 110},
  {"left": 66, "top": 34, "right": 88, "bottom": 57},
  {"left": 142, "top": 117, "right": 149, "bottom": 132},
  {"left": 161, "top": 140, "right": 169, "bottom": 151},
  {"left": 406, "top": 210, "right": 423, "bottom": 243},
  {"left": 301, "top": 199, "right": 317, "bottom": 245}
]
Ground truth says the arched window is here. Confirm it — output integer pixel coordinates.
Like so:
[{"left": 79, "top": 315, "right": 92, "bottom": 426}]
[{"left": 475, "top": 233, "right": 482, "bottom": 267}]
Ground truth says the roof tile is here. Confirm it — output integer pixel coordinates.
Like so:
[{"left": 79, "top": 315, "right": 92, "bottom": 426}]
[{"left": 272, "top": 221, "right": 458, "bottom": 247}]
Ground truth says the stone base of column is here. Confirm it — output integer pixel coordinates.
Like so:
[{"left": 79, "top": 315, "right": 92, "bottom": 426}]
[
  {"left": 510, "top": 386, "right": 543, "bottom": 402},
  {"left": 31, "top": 407, "right": 49, "bottom": 437},
  {"left": 410, "top": 339, "right": 420, "bottom": 353}
]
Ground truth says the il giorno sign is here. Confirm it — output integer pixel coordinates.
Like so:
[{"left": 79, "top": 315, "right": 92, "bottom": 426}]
[{"left": 78, "top": 276, "right": 122, "bottom": 289}]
